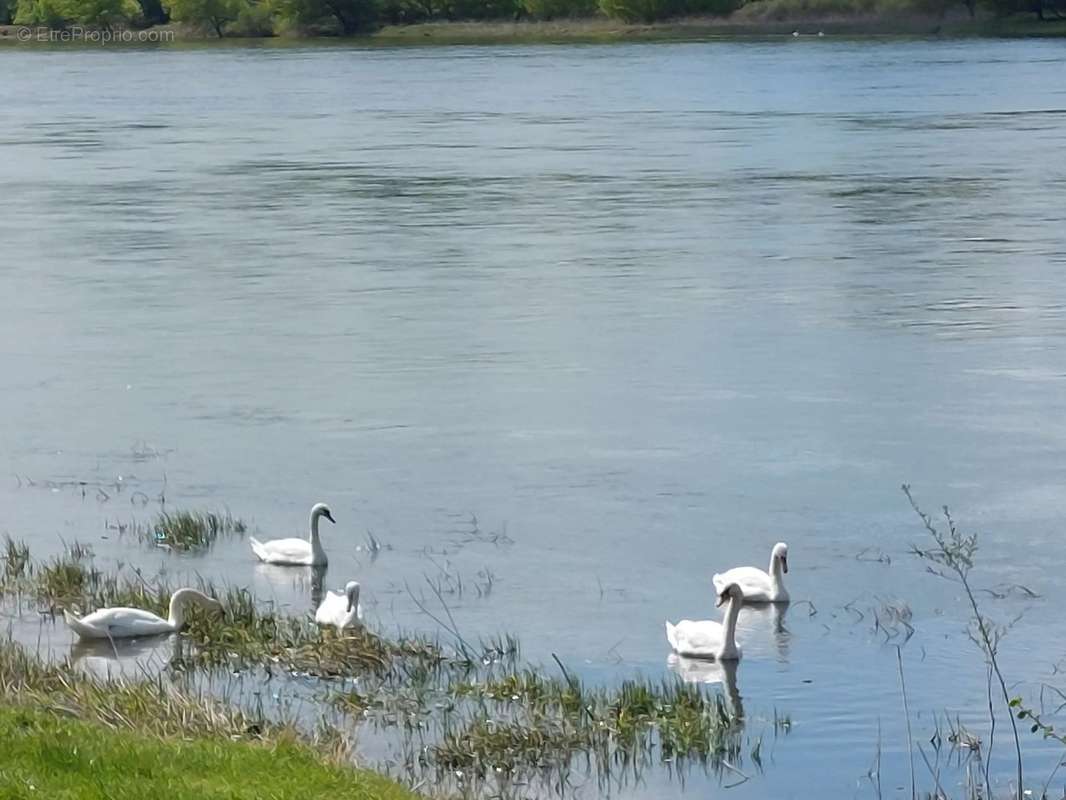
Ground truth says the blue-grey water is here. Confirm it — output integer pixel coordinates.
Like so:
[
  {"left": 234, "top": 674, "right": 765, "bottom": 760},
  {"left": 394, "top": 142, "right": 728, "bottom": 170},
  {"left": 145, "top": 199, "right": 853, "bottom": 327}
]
[{"left": 2, "top": 37, "right": 1066, "bottom": 799}]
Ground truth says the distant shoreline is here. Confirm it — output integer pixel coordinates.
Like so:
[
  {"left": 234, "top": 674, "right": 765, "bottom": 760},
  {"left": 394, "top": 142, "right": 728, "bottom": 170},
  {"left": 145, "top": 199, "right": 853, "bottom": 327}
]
[
  {"left": 1, "top": 13, "right": 1063, "bottom": 45},
  {"left": 368, "top": 14, "right": 1066, "bottom": 42}
]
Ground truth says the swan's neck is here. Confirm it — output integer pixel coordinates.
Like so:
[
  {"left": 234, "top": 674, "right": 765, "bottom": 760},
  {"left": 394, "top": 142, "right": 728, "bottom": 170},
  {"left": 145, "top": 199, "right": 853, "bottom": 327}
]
[
  {"left": 167, "top": 589, "right": 210, "bottom": 630},
  {"left": 309, "top": 511, "right": 327, "bottom": 561},
  {"left": 769, "top": 554, "right": 784, "bottom": 589},
  {"left": 167, "top": 591, "right": 190, "bottom": 630},
  {"left": 722, "top": 596, "right": 741, "bottom": 652}
]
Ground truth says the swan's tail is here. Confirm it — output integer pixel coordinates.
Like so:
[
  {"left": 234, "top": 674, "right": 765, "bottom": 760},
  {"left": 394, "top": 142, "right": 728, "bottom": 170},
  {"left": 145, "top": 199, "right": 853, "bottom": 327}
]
[
  {"left": 665, "top": 621, "right": 678, "bottom": 651},
  {"left": 248, "top": 537, "right": 267, "bottom": 562},
  {"left": 63, "top": 610, "right": 98, "bottom": 640}
]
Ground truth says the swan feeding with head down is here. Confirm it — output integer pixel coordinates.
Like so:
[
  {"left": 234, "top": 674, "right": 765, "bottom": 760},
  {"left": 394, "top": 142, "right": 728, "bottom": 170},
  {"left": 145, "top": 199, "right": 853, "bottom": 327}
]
[
  {"left": 315, "top": 580, "right": 362, "bottom": 631},
  {"left": 713, "top": 542, "right": 789, "bottom": 603},
  {"left": 63, "top": 588, "right": 222, "bottom": 641},
  {"left": 249, "top": 503, "right": 335, "bottom": 566},
  {"left": 666, "top": 582, "right": 745, "bottom": 660}
]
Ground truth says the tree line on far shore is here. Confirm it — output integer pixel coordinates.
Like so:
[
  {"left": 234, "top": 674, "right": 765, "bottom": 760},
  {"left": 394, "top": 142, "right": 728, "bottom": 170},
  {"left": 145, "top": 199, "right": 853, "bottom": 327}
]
[{"left": 1, "top": 0, "right": 1061, "bottom": 39}]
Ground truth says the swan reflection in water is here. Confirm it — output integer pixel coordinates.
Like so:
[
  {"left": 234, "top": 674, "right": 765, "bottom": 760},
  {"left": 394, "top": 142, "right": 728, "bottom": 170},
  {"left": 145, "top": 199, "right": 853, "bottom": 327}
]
[
  {"left": 70, "top": 635, "right": 175, "bottom": 679},
  {"left": 667, "top": 653, "right": 744, "bottom": 719},
  {"left": 252, "top": 562, "right": 328, "bottom": 611},
  {"left": 736, "top": 601, "right": 791, "bottom": 663}
]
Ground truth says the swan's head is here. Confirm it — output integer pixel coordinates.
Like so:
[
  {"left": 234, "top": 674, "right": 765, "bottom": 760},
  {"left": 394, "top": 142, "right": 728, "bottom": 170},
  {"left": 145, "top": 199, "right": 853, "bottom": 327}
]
[
  {"left": 772, "top": 542, "right": 789, "bottom": 574},
  {"left": 311, "top": 503, "right": 336, "bottom": 524},
  {"left": 171, "top": 588, "right": 224, "bottom": 619},
  {"left": 344, "top": 580, "right": 361, "bottom": 612},
  {"left": 203, "top": 596, "right": 225, "bottom": 617},
  {"left": 716, "top": 582, "right": 744, "bottom": 607}
]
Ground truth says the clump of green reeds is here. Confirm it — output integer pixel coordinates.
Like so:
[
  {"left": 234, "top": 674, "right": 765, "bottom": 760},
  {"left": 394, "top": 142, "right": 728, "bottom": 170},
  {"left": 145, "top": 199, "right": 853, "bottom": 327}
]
[
  {"left": 25, "top": 542, "right": 100, "bottom": 609},
  {"left": 434, "top": 669, "right": 745, "bottom": 783},
  {"left": 433, "top": 714, "right": 590, "bottom": 776},
  {"left": 149, "top": 510, "right": 247, "bottom": 552},
  {"left": 1, "top": 535, "right": 30, "bottom": 581}
]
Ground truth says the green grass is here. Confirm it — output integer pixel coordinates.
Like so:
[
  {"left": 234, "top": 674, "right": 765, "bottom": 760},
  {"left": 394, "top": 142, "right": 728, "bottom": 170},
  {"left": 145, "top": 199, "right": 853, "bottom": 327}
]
[
  {"left": 0, "top": 705, "right": 416, "bottom": 800},
  {"left": 150, "top": 509, "right": 247, "bottom": 551}
]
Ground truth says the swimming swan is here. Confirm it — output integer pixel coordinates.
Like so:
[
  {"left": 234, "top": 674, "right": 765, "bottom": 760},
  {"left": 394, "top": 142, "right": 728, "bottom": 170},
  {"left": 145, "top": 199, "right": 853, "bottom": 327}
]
[
  {"left": 666, "top": 582, "right": 744, "bottom": 660},
  {"left": 315, "top": 580, "right": 362, "bottom": 631},
  {"left": 249, "top": 502, "right": 335, "bottom": 566},
  {"left": 713, "top": 542, "right": 789, "bottom": 603},
  {"left": 63, "top": 588, "right": 222, "bottom": 641}
]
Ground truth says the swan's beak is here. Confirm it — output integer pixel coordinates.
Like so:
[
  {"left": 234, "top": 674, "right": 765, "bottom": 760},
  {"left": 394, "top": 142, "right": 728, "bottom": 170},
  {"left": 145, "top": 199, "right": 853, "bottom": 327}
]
[
  {"left": 324, "top": 511, "right": 336, "bottom": 524},
  {"left": 346, "top": 599, "right": 354, "bottom": 612},
  {"left": 782, "top": 557, "right": 789, "bottom": 574},
  {"left": 715, "top": 593, "right": 727, "bottom": 608}
]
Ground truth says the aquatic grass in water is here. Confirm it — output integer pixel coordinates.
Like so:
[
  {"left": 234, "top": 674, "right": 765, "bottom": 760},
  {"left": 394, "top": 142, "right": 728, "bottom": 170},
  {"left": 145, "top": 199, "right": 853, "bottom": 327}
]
[
  {"left": 421, "top": 667, "right": 750, "bottom": 792},
  {"left": 0, "top": 638, "right": 273, "bottom": 740},
  {"left": 150, "top": 509, "right": 247, "bottom": 551},
  {"left": 1, "top": 535, "right": 30, "bottom": 581}
]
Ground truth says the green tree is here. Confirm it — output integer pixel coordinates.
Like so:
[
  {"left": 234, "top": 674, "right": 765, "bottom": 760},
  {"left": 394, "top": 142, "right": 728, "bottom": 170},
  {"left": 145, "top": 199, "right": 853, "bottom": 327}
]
[
  {"left": 14, "top": 0, "right": 70, "bottom": 24},
  {"left": 273, "top": 0, "right": 373, "bottom": 32},
  {"left": 598, "top": 0, "right": 679, "bottom": 20},
  {"left": 683, "top": 0, "right": 738, "bottom": 13},
  {"left": 134, "top": 0, "right": 168, "bottom": 25},
  {"left": 165, "top": 0, "right": 240, "bottom": 34},
  {"left": 376, "top": 0, "right": 427, "bottom": 23},
  {"left": 15, "top": 0, "right": 138, "bottom": 25},
  {"left": 522, "top": 0, "right": 597, "bottom": 18},
  {"left": 71, "top": 0, "right": 139, "bottom": 25}
]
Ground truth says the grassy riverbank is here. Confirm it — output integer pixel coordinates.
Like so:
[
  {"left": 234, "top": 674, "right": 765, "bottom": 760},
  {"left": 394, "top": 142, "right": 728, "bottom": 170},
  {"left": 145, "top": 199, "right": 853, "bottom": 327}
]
[
  {"left": 366, "top": 14, "right": 1066, "bottom": 42},
  {"left": 0, "top": 705, "right": 416, "bottom": 800}
]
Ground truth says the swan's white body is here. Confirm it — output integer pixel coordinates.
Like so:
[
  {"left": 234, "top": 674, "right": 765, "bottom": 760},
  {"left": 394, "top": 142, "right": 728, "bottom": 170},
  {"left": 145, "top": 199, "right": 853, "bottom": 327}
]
[
  {"left": 315, "top": 581, "right": 362, "bottom": 631},
  {"left": 666, "top": 583, "right": 744, "bottom": 660},
  {"left": 713, "top": 542, "right": 789, "bottom": 603},
  {"left": 250, "top": 503, "right": 335, "bottom": 566},
  {"left": 63, "top": 588, "right": 221, "bottom": 641}
]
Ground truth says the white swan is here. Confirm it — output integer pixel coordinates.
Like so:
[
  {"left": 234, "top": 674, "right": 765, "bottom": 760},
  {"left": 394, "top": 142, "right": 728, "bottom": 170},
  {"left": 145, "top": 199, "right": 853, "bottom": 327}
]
[
  {"left": 713, "top": 542, "right": 789, "bottom": 603},
  {"left": 63, "top": 588, "right": 222, "bottom": 641},
  {"left": 315, "top": 580, "right": 362, "bottom": 631},
  {"left": 249, "top": 502, "right": 335, "bottom": 566},
  {"left": 665, "top": 582, "right": 744, "bottom": 660}
]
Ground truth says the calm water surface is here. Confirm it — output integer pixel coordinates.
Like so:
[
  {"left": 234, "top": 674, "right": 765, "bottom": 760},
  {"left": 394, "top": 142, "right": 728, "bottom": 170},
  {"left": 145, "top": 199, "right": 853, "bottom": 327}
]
[{"left": 2, "top": 37, "right": 1066, "bottom": 798}]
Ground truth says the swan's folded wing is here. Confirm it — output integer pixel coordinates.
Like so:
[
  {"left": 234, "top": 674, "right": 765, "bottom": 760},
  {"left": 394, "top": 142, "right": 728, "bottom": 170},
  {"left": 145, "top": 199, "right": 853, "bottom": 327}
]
[
  {"left": 714, "top": 566, "right": 771, "bottom": 593},
  {"left": 673, "top": 620, "right": 724, "bottom": 655},
  {"left": 80, "top": 607, "right": 170, "bottom": 636},
  {"left": 315, "top": 591, "right": 344, "bottom": 625},
  {"left": 257, "top": 538, "right": 312, "bottom": 562}
]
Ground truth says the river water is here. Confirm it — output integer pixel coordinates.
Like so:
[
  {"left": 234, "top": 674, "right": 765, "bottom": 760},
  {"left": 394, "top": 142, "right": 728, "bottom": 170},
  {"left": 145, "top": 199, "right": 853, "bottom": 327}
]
[{"left": 2, "top": 36, "right": 1066, "bottom": 798}]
